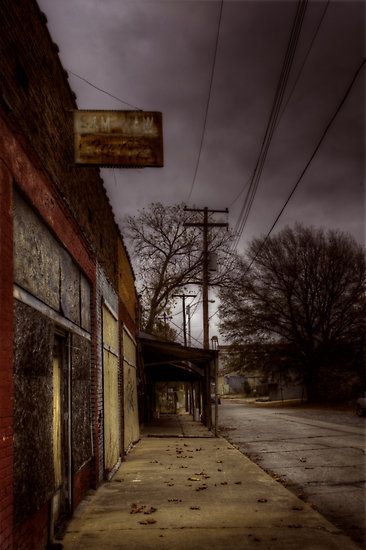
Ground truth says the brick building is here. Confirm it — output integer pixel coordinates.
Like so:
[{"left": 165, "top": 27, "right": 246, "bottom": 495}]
[{"left": 0, "top": 0, "right": 139, "bottom": 548}]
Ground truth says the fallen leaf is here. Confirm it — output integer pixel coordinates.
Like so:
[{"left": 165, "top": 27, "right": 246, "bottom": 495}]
[
  {"left": 130, "top": 503, "right": 145, "bottom": 514},
  {"left": 139, "top": 518, "right": 157, "bottom": 525},
  {"left": 188, "top": 477, "right": 201, "bottom": 482},
  {"left": 144, "top": 506, "right": 157, "bottom": 514}
]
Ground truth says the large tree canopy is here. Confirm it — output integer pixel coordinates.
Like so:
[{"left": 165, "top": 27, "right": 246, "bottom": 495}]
[
  {"left": 125, "top": 203, "right": 233, "bottom": 333},
  {"left": 219, "top": 225, "right": 365, "bottom": 400}
]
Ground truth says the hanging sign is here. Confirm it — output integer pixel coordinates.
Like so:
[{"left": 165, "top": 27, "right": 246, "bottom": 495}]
[{"left": 73, "top": 110, "right": 163, "bottom": 167}]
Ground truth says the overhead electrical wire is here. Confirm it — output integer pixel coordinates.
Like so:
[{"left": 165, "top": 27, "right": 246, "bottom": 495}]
[
  {"left": 229, "top": 0, "right": 330, "bottom": 212},
  {"left": 67, "top": 69, "right": 142, "bottom": 111},
  {"left": 243, "top": 58, "right": 366, "bottom": 274},
  {"left": 276, "top": 0, "right": 330, "bottom": 125},
  {"left": 186, "top": 0, "right": 224, "bottom": 203},
  {"left": 231, "top": 0, "right": 308, "bottom": 251},
  {"left": 207, "top": 57, "right": 365, "bottom": 324}
]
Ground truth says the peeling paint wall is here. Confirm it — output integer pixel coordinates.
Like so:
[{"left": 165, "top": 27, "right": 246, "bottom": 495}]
[
  {"left": 13, "top": 190, "right": 93, "bottom": 526},
  {"left": 13, "top": 301, "right": 54, "bottom": 525},
  {"left": 13, "top": 191, "right": 91, "bottom": 327}
]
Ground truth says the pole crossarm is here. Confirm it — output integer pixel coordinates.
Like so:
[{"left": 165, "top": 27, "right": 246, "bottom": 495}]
[{"left": 184, "top": 222, "right": 228, "bottom": 228}]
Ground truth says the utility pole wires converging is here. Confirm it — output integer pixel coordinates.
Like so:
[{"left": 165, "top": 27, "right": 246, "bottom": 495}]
[{"left": 184, "top": 206, "right": 228, "bottom": 349}]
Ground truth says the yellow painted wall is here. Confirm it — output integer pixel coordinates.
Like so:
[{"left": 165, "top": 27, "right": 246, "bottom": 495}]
[
  {"left": 102, "top": 305, "right": 120, "bottom": 471},
  {"left": 123, "top": 328, "right": 139, "bottom": 451},
  {"left": 117, "top": 238, "right": 137, "bottom": 322}
]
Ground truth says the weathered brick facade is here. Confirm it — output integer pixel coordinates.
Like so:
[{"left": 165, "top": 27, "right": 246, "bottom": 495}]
[{"left": 0, "top": 0, "right": 139, "bottom": 548}]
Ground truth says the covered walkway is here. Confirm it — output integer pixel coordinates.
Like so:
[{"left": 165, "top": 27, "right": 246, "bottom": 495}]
[{"left": 138, "top": 332, "right": 216, "bottom": 429}]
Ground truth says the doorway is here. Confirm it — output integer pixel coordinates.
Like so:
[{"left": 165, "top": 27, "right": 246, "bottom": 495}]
[{"left": 50, "top": 335, "right": 71, "bottom": 540}]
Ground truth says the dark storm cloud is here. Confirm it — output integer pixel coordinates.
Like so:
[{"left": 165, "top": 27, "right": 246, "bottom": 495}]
[{"left": 38, "top": 0, "right": 364, "bottom": 251}]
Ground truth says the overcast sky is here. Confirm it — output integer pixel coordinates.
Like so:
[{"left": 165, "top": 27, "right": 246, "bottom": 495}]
[{"left": 38, "top": 0, "right": 364, "bottom": 344}]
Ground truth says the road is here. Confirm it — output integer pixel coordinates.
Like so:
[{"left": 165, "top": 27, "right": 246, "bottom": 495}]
[{"left": 217, "top": 400, "right": 366, "bottom": 547}]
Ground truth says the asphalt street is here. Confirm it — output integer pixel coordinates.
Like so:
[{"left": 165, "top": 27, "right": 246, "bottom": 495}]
[{"left": 217, "top": 401, "right": 366, "bottom": 548}]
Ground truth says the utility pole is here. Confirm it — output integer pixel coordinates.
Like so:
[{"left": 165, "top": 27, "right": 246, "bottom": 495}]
[
  {"left": 184, "top": 207, "right": 228, "bottom": 350},
  {"left": 186, "top": 304, "right": 192, "bottom": 347},
  {"left": 172, "top": 294, "right": 196, "bottom": 346}
]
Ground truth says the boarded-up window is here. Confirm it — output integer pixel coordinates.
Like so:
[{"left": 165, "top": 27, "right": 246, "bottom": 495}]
[
  {"left": 102, "top": 305, "right": 120, "bottom": 472},
  {"left": 123, "top": 328, "right": 139, "bottom": 452}
]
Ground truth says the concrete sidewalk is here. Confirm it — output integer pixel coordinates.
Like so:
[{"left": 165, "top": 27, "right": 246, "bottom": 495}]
[{"left": 62, "top": 414, "right": 360, "bottom": 549}]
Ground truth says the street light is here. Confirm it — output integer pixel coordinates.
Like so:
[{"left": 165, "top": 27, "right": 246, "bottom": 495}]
[{"left": 211, "top": 335, "right": 219, "bottom": 436}]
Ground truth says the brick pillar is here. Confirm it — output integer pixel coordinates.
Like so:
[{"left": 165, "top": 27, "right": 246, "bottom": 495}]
[{"left": 0, "top": 160, "right": 13, "bottom": 550}]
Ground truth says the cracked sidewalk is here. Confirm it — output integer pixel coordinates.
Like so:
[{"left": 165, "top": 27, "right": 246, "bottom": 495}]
[{"left": 61, "top": 414, "right": 360, "bottom": 549}]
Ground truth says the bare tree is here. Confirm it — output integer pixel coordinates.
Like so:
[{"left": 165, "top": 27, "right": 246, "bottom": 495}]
[
  {"left": 219, "top": 225, "right": 365, "bottom": 400},
  {"left": 124, "top": 203, "right": 233, "bottom": 333}
]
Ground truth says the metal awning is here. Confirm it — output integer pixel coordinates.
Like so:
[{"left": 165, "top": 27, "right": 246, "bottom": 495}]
[{"left": 138, "top": 331, "right": 215, "bottom": 382}]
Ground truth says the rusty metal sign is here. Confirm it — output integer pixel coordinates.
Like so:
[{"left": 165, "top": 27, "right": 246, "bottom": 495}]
[{"left": 73, "top": 110, "right": 163, "bottom": 167}]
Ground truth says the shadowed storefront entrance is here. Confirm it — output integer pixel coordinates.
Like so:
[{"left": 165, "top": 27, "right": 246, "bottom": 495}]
[{"left": 138, "top": 332, "right": 215, "bottom": 431}]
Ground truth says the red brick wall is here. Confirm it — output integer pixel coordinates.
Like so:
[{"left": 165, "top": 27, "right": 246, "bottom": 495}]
[
  {"left": 0, "top": 160, "right": 13, "bottom": 550},
  {"left": 0, "top": 113, "right": 95, "bottom": 282},
  {"left": 0, "top": 113, "right": 99, "bottom": 548},
  {"left": 73, "top": 462, "right": 92, "bottom": 510},
  {"left": 13, "top": 505, "right": 48, "bottom": 550}
]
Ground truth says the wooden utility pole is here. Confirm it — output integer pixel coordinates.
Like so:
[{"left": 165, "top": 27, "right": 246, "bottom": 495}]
[
  {"left": 184, "top": 207, "right": 228, "bottom": 350},
  {"left": 172, "top": 293, "right": 196, "bottom": 346}
]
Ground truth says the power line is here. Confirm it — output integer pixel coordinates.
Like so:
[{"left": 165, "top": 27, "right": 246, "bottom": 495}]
[
  {"left": 229, "top": 0, "right": 329, "bottom": 211},
  {"left": 209, "top": 57, "right": 365, "bottom": 323},
  {"left": 67, "top": 69, "right": 142, "bottom": 111},
  {"left": 277, "top": 0, "right": 330, "bottom": 124},
  {"left": 244, "top": 57, "right": 365, "bottom": 273},
  {"left": 186, "top": 0, "right": 223, "bottom": 203},
  {"left": 231, "top": 1, "right": 308, "bottom": 251}
]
